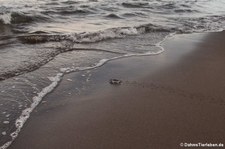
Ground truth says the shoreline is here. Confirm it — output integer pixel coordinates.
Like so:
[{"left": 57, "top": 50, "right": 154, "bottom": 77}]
[
  {"left": 1, "top": 31, "right": 170, "bottom": 149},
  {"left": 8, "top": 31, "right": 225, "bottom": 149}
]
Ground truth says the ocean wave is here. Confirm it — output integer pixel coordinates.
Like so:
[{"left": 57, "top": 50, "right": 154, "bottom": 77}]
[
  {"left": 105, "top": 13, "right": 123, "bottom": 19},
  {"left": 158, "top": 3, "right": 176, "bottom": 9},
  {"left": 174, "top": 9, "right": 199, "bottom": 13},
  {"left": 0, "top": 13, "right": 11, "bottom": 25},
  {"left": 60, "top": 0, "right": 79, "bottom": 5},
  {"left": 59, "top": 9, "right": 91, "bottom": 15},
  {"left": 0, "top": 12, "right": 50, "bottom": 25},
  {"left": 1, "top": 0, "right": 224, "bottom": 35},
  {"left": 18, "top": 23, "right": 173, "bottom": 44},
  {"left": 43, "top": 7, "right": 92, "bottom": 15},
  {"left": 0, "top": 23, "right": 172, "bottom": 81},
  {"left": 122, "top": 2, "right": 151, "bottom": 8},
  {"left": 174, "top": 15, "right": 225, "bottom": 33}
]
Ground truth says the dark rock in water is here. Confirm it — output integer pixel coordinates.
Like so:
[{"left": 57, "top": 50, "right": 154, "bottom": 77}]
[{"left": 109, "top": 79, "right": 122, "bottom": 85}]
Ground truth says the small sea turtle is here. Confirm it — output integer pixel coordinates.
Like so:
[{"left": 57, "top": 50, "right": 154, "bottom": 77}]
[{"left": 109, "top": 79, "right": 122, "bottom": 85}]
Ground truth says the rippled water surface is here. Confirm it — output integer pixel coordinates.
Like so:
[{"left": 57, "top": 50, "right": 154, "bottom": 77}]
[
  {"left": 1, "top": 0, "right": 225, "bottom": 33},
  {"left": 0, "top": 0, "right": 225, "bottom": 148}
]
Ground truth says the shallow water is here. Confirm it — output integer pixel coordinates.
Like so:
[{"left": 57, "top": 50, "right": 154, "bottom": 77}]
[{"left": 0, "top": 0, "right": 225, "bottom": 148}]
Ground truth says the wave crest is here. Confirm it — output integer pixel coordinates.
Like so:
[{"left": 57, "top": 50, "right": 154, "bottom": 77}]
[
  {"left": 0, "top": 12, "right": 50, "bottom": 25},
  {"left": 18, "top": 23, "right": 173, "bottom": 44},
  {"left": 0, "top": 13, "right": 11, "bottom": 24}
]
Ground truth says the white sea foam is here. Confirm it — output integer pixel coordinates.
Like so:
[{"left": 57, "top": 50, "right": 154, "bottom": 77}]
[
  {"left": 0, "top": 73, "right": 63, "bottom": 149},
  {"left": 0, "top": 13, "right": 11, "bottom": 24},
  {"left": 68, "top": 27, "right": 140, "bottom": 43}
]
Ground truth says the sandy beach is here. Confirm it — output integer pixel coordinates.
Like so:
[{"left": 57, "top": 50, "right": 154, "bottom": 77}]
[{"left": 8, "top": 31, "right": 225, "bottom": 149}]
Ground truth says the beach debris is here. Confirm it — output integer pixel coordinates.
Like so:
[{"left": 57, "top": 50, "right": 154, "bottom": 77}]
[{"left": 109, "top": 79, "right": 122, "bottom": 85}]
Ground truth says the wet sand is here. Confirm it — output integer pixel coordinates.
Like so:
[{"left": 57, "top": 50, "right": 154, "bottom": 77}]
[{"left": 9, "top": 32, "right": 225, "bottom": 149}]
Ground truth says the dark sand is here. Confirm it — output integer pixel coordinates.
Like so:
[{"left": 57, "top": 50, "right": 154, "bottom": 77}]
[{"left": 9, "top": 32, "right": 225, "bottom": 149}]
